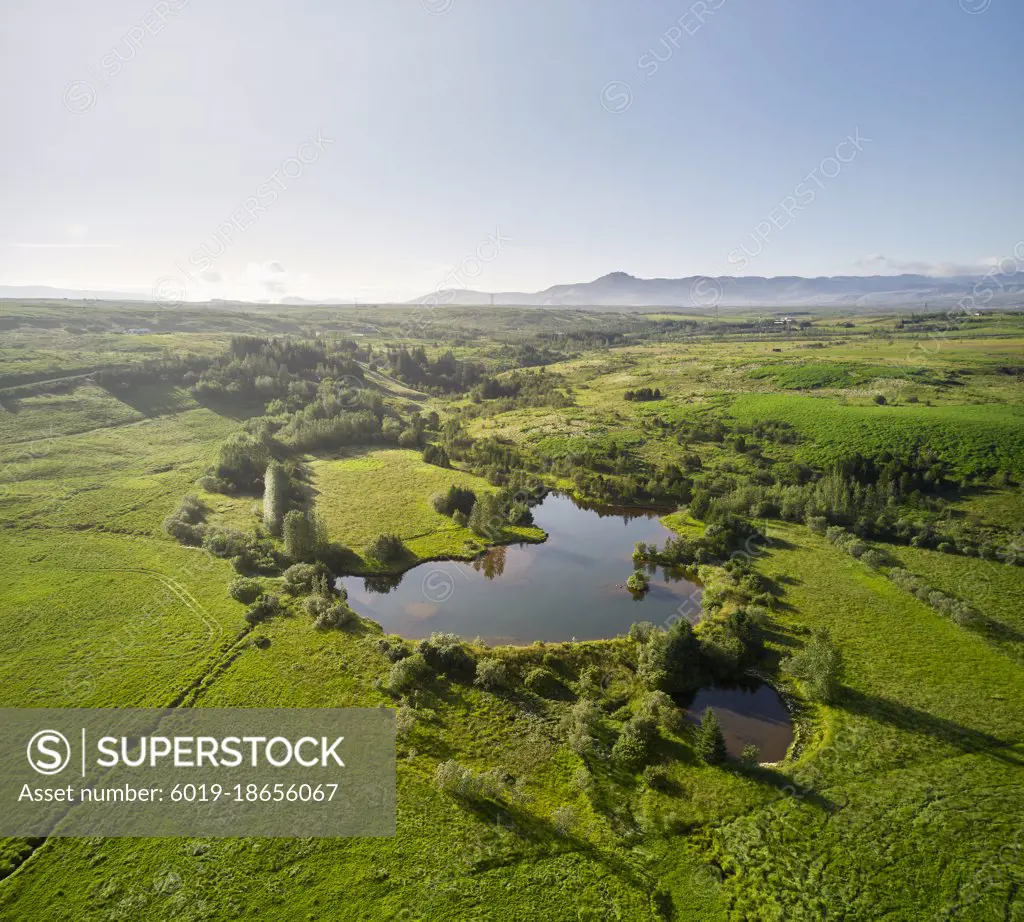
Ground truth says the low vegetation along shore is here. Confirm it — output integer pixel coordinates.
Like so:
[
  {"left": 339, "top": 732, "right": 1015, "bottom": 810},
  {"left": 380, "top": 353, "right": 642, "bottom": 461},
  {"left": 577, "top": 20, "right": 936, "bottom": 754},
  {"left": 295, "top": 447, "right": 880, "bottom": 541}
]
[{"left": 0, "top": 302, "right": 1022, "bottom": 919}]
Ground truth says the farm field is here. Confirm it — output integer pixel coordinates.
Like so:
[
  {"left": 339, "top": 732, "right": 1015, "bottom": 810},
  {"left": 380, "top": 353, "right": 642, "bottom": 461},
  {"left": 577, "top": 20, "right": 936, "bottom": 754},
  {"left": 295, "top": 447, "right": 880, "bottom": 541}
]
[{"left": 0, "top": 301, "right": 1022, "bottom": 920}]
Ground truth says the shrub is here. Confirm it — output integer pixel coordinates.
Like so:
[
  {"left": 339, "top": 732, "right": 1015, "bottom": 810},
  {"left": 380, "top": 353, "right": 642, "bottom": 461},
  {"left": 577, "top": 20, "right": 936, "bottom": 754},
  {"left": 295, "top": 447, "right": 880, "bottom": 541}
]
[
  {"left": 434, "top": 760, "right": 471, "bottom": 797},
  {"left": 304, "top": 593, "right": 354, "bottom": 630},
  {"left": 506, "top": 501, "right": 533, "bottom": 526},
  {"left": 694, "top": 707, "right": 728, "bottom": 765},
  {"left": 626, "top": 622, "right": 651, "bottom": 643},
  {"left": 551, "top": 806, "right": 578, "bottom": 836},
  {"left": 613, "top": 716, "right": 657, "bottom": 770},
  {"left": 366, "top": 533, "right": 406, "bottom": 563},
  {"left": 474, "top": 657, "right": 512, "bottom": 692},
  {"left": 433, "top": 760, "right": 502, "bottom": 801},
  {"left": 431, "top": 485, "right": 476, "bottom": 518},
  {"left": 395, "top": 706, "right": 417, "bottom": 739},
  {"left": 860, "top": 549, "right": 886, "bottom": 569},
  {"left": 698, "top": 621, "right": 746, "bottom": 682},
  {"left": 386, "top": 653, "right": 433, "bottom": 693},
  {"left": 244, "top": 593, "right": 282, "bottom": 625},
  {"left": 228, "top": 577, "right": 264, "bottom": 604},
  {"left": 637, "top": 629, "right": 669, "bottom": 690},
  {"left": 379, "top": 638, "right": 411, "bottom": 663},
  {"left": 524, "top": 666, "right": 563, "bottom": 698},
  {"left": 204, "top": 528, "right": 249, "bottom": 559},
  {"left": 636, "top": 690, "right": 675, "bottom": 724},
  {"left": 541, "top": 652, "right": 568, "bottom": 675},
  {"left": 578, "top": 665, "right": 606, "bottom": 697},
  {"left": 626, "top": 570, "right": 650, "bottom": 593},
  {"left": 784, "top": 628, "right": 843, "bottom": 703},
  {"left": 163, "top": 495, "right": 207, "bottom": 545},
  {"left": 422, "top": 444, "right": 450, "bottom": 467},
  {"left": 571, "top": 700, "right": 600, "bottom": 731},
  {"left": 417, "top": 633, "right": 476, "bottom": 679},
  {"left": 283, "top": 562, "right": 330, "bottom": 595},
  {"left": 398, "top": 428, "right": 421, "bottom": 449},
  {"left": 641, "top": 764, "right": 672, "bottom": 792},
  {"left": 741, "top": 743, "right": 761, "bottom": 767}
]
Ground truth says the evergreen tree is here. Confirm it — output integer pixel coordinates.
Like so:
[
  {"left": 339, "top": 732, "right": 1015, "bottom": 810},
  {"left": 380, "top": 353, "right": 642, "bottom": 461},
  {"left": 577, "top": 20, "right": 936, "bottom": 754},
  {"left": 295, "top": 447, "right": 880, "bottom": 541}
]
[
  {"left": 263, "top": 461, "right": 289, "bottom": 536},
  {"left": 468, "top": 494, "right": 502, "bottom": 538},
  {"left": 664, "top": 619, "right": 702, "bottom": 693},
  {"left": 694, "top": 707, "right": 728, "bottom": 765}
]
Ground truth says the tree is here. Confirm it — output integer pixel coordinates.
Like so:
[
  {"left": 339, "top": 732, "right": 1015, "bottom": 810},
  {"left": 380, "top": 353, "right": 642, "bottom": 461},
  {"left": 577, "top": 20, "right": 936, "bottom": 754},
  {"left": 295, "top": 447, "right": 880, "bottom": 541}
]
[
  {"left": 626, "top": 570, "right": 649, "bottom": 593},
  {"left": 263, "top": 461, "right": 289, "bottom": 536},
  {"left": 613, "top": 716, "right": 657, "bottom": 770},
  {"left": 283, "top": 508, "right": 327, "bottom": 562},
  {"left": 422, "top": 444, "right": 450, "bottom": 468},
  {"left": 431, "top": 485, "right": 476, "bottom": 517},
  {"left": 365, "top": 533, "right": 405, "bottom": 563},
  {"left": 468, "top": 494, "right": 503, "bottom": 538},
  {"left": 784, "top": 628, "right": 844, "bottom": 703},
  {"left": 664, "top": 619, "right": 702, "bottom": 693},
  {"left": 694, "top": 707, "right": 728, "bottom": 765}
]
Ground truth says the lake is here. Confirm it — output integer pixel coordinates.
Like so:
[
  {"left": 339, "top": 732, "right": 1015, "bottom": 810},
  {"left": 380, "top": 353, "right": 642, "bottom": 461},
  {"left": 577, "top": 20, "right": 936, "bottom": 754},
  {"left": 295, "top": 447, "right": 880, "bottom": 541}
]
[
  {"left": 338, "top": 493, "right": 701, "bottom": 644},
  {"left": 684, "top": 682, "right": 794, "bottom": 762}
]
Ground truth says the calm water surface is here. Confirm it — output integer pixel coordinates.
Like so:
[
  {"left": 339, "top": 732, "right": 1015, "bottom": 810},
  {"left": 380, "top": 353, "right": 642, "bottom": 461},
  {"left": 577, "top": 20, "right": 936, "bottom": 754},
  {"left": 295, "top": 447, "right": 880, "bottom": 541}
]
[
  {"left": 684, "top": 683, "right": 794, "bottom": 762},
  {"left": 338, "top": 494, "right": 700, "bottom": 644}
]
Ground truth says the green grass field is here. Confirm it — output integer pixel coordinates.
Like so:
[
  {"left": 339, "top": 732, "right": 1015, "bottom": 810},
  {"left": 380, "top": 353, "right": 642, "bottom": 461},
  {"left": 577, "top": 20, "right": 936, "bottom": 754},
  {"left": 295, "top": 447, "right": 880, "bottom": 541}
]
[
  {"left": 0, "top": 302, "right": 1022, "bottom": 920},
  {"left": 311, "top": 449, "right": 544, "bottom": 563}
]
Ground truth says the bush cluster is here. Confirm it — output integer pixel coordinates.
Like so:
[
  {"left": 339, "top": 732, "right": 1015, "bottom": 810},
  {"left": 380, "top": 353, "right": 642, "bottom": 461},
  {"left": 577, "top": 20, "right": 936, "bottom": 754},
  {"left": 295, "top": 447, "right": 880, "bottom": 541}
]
[
  {"left": 417, "top": 633, "right": 476, "bottom": 679},
  {"left": 163, "top": 495, "right": 207, "bottom": 546},
  {"left": 430, "top": 485, "right": 477, "bottom": 518},
  {"left": 366, "top": 533, "right": 406, "bottom": 564},
  {"left": 888, "top": 568, "right": 977, "bottom": 625},
  {"left": 244, "top": 593, "right": 282, "bottom": 625}
]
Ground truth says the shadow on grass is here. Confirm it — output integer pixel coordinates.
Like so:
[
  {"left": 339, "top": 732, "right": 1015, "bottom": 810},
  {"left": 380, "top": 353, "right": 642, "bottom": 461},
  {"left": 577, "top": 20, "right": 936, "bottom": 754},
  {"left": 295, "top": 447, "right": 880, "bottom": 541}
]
[
  {"left": 103, "top": 383, "right": 192, "bottom": 417},
  {"left": 841, "top": 688, "right": 1024, "bottom": 766},
  {"left": 973, "top": 615, "right": 1024, "bottom": 648},
  {"left": 741, "top": 764, "right": 838, "bottom": 812},
  {"left": 191, "top": 391, "right": 266, "bottom": 421},
  {"left": 456, "top": 796, "right": 653, "bottom": 891}
]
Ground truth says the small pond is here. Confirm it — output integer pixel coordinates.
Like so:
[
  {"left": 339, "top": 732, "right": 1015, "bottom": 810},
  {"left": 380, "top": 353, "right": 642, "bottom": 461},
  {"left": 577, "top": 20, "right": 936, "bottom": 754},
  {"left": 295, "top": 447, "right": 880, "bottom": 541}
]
[
  {"left": 338, "top": 493, "right": 700, "bottom": 645},
  {"left": 684, "top": 682, "right": 794, "bottom": 762}
]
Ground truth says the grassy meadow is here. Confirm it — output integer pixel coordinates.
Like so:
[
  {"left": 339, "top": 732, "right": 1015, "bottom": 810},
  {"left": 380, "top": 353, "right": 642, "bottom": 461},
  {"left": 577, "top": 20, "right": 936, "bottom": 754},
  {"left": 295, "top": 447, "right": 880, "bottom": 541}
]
[{"left": 0, "top": 301, "right": 1022, "bottom": 920}]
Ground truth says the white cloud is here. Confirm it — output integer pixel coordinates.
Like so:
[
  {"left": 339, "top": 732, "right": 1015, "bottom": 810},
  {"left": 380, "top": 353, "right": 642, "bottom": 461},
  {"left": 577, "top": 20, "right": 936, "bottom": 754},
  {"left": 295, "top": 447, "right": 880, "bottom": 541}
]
[
  {"left": 853, "top": 254, "right": 1002, "bottom": 277},
  {"left": 6, "top": 243, "right": 119, "bottom": 249},
  {"left": 233, "top": 261, "right": 311, "bottom": 300}
]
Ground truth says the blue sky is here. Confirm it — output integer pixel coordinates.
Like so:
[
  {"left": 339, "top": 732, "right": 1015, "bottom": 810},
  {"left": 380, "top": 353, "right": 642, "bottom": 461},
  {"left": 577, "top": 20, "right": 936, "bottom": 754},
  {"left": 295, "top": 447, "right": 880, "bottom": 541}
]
[{"left": 1, "top": 0, "right": 1021, "bottom": 301}]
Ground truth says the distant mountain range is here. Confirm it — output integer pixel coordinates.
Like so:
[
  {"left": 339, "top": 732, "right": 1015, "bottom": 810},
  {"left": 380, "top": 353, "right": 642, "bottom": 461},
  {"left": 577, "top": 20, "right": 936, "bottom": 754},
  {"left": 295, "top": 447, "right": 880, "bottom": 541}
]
[
  {"left": 3, "top": 271, "right": 1023, "bottom": 310},
  {"left": 409, "top": 271, "right": 1024, "bottom": 309}
]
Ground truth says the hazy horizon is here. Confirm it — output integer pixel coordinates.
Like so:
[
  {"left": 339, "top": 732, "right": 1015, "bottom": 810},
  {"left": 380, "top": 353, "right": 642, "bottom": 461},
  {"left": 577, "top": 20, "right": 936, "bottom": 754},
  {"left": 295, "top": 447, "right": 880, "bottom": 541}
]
[{"left": 2, "top": 0, "right": 1022, "bottom": 303}]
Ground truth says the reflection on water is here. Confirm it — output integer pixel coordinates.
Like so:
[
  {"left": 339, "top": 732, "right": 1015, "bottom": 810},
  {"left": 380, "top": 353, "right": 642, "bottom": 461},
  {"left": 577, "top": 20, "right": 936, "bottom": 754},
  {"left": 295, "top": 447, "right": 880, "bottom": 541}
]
[
  {"left": 472, "top": 545, "right": 507, "bottom": 580},
  {"left": 338, "top": 493, "right": 702, "bottom": 645},
  {"left": 684, "top": 683, "right": 794, "bottom": 762}
]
